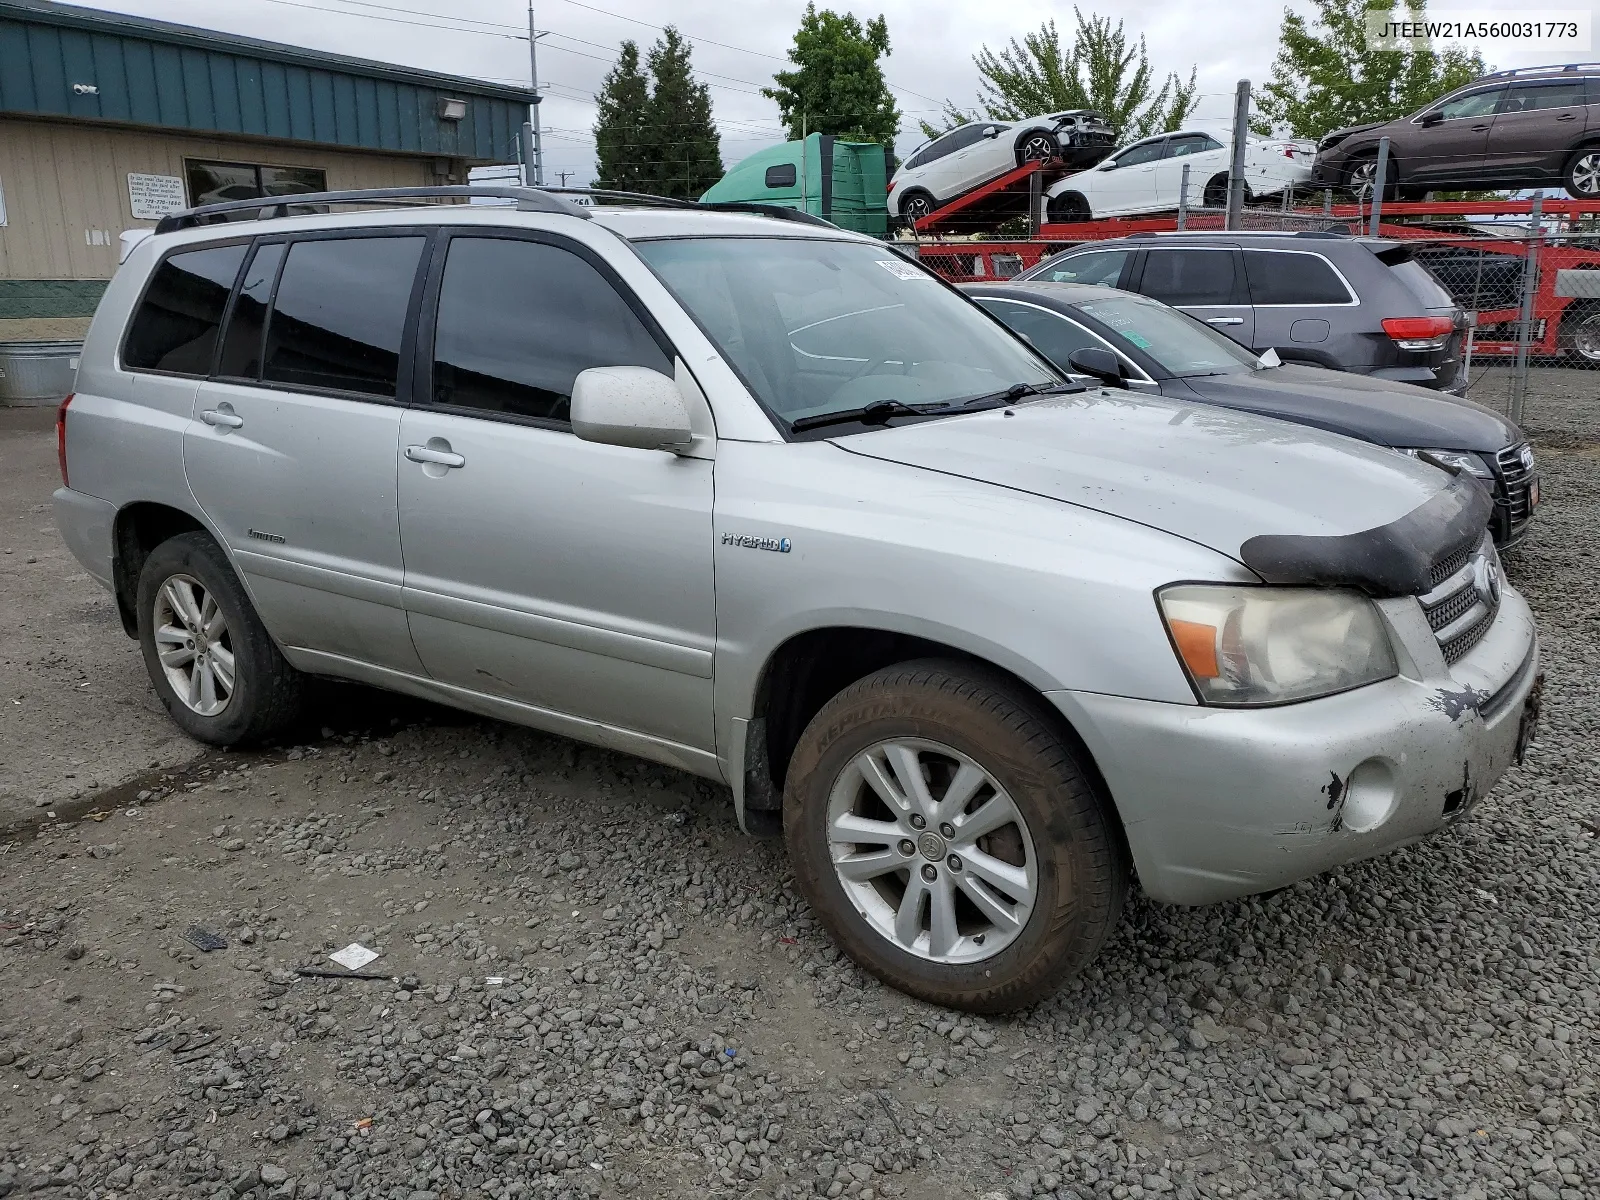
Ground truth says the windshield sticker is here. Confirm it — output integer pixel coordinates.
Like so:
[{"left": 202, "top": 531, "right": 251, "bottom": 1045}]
[
  {"left": 1118, "top": 330, "right": 1153, "bottom": 349},
  {"left": 875, "top": 258, "right": 928, "bottom": 280}
]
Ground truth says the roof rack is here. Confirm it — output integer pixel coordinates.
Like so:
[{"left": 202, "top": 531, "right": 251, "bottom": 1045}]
[
  {"left": 1481, "top": 63, "right": 1600, "bottom": 79},
  {"left": 153, "top": 183, "right": 843, "bottom": 235},
  {"left": 542, "top": 187, "right": 840, "bottom": 229},
  {"left": 153, "top": 185, "right": 587, "bottom": 233}
]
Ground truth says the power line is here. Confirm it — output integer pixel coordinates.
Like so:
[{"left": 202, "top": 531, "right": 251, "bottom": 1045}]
[{"left": 251, "top": 0, "right": 527, "bottom": 39}]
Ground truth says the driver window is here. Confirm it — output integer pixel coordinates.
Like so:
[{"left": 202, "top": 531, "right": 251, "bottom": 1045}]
[
  {"left": 1435, "top": 87, "right": 1504, "bottom": 121},
  {"left": 1109, "top": 140, "right": 1166, "bottom": 168}
]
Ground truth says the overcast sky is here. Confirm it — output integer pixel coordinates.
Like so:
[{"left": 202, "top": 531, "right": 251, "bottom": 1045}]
[{"left": 80, "top": 0, "right": 1588, "bottom": 182}]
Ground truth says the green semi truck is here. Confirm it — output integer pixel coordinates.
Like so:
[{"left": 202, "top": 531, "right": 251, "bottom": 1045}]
[{"left": 700, "top": 133, "right": 892, "bottom": 237}]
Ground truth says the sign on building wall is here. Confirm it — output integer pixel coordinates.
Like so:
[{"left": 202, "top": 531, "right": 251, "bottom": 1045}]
[{"left": 127, "top": 173, "right": 186, "bottom": 220}]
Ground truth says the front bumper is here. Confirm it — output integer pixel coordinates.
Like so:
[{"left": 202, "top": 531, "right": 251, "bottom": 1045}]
[{"left": 1048, "top": 586, "right": 1540, "bottom": 906}]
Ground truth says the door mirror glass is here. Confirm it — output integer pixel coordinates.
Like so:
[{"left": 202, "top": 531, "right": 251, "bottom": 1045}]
[
  {"left": 1067, "top": 346, "right": 1124, "bottom": 385},
  {"left": 571, "top": 366, "right": 693, "bottom": 451}
]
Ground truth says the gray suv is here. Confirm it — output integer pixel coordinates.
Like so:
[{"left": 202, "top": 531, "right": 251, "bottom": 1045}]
[
  {"left": 1017, "top": 231, "right": 1468, "bottom": 393},
  {"left": 53, "top": 186, "right": 1540, "bottom": 1012},
  {"left": 1311, "top": 65, "right": 1600, "bottom": 200}
]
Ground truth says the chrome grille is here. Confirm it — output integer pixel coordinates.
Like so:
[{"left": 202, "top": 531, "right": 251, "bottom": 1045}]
[
  {"left": 1495, "top": 442, "right": 1536, "bottom": 533},
  {"left": 1420, "top": 539, "right": 1500, "bottom": 665}
]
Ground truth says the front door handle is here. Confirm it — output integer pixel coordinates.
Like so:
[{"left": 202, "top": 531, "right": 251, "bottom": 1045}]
[
  {"left": 200, "top": 406, "right": 243, "bottom": 429},
  {"left": 1556, "top": 113, "right": 1578, "bottom": 121},
  {"left": 1206, "top": 317, "right": 1245, "bottom": 326},
  {"left": 1471, "top": 124, "right": 1490, "bottom": 131},
  {"left": 405, "top": 443, "right": 465, "bottom": 468}
]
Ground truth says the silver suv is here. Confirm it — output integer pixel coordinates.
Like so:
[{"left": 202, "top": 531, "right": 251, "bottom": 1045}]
[{"left": 54, "top": 187, "right": 1541, "bottom": 1012}]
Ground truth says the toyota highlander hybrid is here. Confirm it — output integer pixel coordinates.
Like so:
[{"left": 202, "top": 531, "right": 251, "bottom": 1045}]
[{"left": 54, "top": 186, "right": 1541, "bottom": 1012}]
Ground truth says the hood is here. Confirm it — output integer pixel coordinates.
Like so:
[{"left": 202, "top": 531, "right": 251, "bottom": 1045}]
[
  {"left": 1320, "top": 120, "right": 1388, "bottom": 146},
  {"left": 830, "top": 389, "right": 1451, "bottom": 567},
  {"left": 1176, "top": 364, "right": 1519, "bottom": 454}
]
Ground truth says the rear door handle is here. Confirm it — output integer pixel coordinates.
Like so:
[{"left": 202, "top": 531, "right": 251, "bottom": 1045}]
[
  {"left": 1556, "top": 113, "right": 1578, "bottom": 121},
  {"left": 405, "top": 443, "right": 465, "bottom": 468},
  {"left": 200, "top": 407, "right": 243, "bottom": 429},
  {"left": 1205, "top": 317, "right": 1245, "bottom": 326}
]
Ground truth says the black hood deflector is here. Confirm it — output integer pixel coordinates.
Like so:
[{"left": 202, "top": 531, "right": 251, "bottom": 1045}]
[{"left": 1239, "top": 473, "right": 1491, "bottom": 597}]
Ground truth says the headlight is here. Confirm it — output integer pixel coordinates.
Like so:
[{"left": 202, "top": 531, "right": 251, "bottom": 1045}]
[
  {"left": 1398, "top": 448, "right": 1494, "bottom": 479},
  {"left": 1158, "top": 585, "right": 1398, "bottom": 706}
]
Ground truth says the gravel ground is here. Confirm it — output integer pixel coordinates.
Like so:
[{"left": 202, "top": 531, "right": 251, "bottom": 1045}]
[{"left": 0, "top": 375, "right": 1596, "bottom": 1200}]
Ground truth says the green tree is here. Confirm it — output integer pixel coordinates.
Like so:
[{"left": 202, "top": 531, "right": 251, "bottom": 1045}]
[
  {"left": 593, "top": 29, "right": 722, "bottom": 199},
  {"left": 593, "top": 40, "right": 651, "bottom": 191},
  {"left": 941, "top": 11, "right": 1197, "bottom": 141},
  {"left": 763, "top": 4, "right": 901, "bottom": 146},
  {"left": 1256, "top": 0, "right": 1485, "bottom": 138},
  {"left": 642, "top": 28, "right": 723, "bottom": 199}
]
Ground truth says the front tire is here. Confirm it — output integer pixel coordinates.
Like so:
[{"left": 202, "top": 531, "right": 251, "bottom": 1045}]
[
  {"left": 783, "top": 660, "right": 1128, "bottom": 1013},
  {"left": 136, "top": 531, "right": 306, "bottom": 746},
  {"left": 1564, "top": 148, "right": 1600, "bottom": 199}
]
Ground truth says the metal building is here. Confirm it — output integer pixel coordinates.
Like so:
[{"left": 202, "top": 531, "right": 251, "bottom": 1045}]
[{"left": 0, "top": 0, "right": 532, "bottom": 396}]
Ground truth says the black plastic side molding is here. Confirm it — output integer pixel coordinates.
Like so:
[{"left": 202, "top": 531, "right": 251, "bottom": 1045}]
[{"left": 1239, "top": 472, "right": 1492, "bottom": 598}]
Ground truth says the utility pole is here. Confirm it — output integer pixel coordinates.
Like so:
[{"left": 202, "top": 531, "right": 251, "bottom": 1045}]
[
  {"left": 1225, "top": 79, "right": 1250, "bottom": 230},
  {"left": 527, "top": 6, "right": 546, "bottom": 186},
  {"left": 557, "top": 170, "right": 574, "bottom": 187}
]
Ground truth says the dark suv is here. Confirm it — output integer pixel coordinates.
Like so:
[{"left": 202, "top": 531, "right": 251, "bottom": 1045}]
[
  {"left": 1312, "top": 64, "right": 1600, "bottom": 199},
  {"left": 1014, "top": 230, "right": 1469, "bottom": 392}
]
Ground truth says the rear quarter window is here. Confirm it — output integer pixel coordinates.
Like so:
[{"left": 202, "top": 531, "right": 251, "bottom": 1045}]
[
  {"left": 122, "top": 244, "right": 249, "bottom": 375},
  {"left": 1243, "top": 250, "right": 1353, "bottom": 305}
]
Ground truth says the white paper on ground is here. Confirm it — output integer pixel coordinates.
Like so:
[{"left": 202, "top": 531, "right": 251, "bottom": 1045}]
[{"left": 329, "top": 943, "right": 380, "bottom": 971}]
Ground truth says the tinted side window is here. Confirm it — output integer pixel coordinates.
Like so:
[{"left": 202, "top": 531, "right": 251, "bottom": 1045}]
[
  {"left": 1111, "top": 140, "right": 1166, "bottom": 168},
  {"left": 765, "top": 163, "right": 798, "bottom": 188},
  {"left": 1498, "top": 81, "right": 1587, "bottom": 112},
  {"left": 1139, "top": 249, "right": 1238, "bottom": 306},
  {"left": 262, "top": 236, "right": 426, "bottom": 397},
  {"left": 1164, "top": 135, "right": 1221, "bottom": 158},
  {"left": 1437, "top": 87, "right": 1503, "bottom": 120},
  {"left": 431, "top": 237, "right": 671, "bottom": 424},
  {"left": 978, "top": 300, "right": 1110, "bottom": 372},
  {"left": 1032, "top": 249, "right": 1129, "bottom": 286},
  {"left": 1243, "top": 250, "right": 1352, "bottom": 305},
  {"left": 123, "top": 244, "right": 248, "bottom": 374},
  {"left": 216, "top": 242, "right": 284, "bottom": 379},
  {"left": 917, "top": 132, "right": 963, "bottom": 165}
]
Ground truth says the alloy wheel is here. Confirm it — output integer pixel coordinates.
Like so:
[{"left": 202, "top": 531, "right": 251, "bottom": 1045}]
[
  {"left": 905, "top": 195, "right": 933, "bottom": 221},
  {"left": 1020, "top": 134, "right": 1056, "bottom": 163},
  {"left": 1570, "top": 152, "right": 1600, "bottom": 197},
  {"left": 825, "top": 737, "right": 1038, "bottom": 964},
  {"left": 1347, "top": 158, "right": 1378, "bottom": 201},
  {"left": 153, "top": 573, "right": 235, "bottom": 716},
  {"left": 1570, "top": 309, "right": 1600, "bottom": 361}
]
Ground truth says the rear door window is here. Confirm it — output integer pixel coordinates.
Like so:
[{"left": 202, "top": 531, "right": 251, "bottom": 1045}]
[
  {"left": 1138, "top": 249, "right": 1240, "bottom": 306},
  {"left": 428, "top": 236, "right": 670, "bottom": 424},
  {"left": 122, "top": 244, "right": 249, "bottom": 375},
  {"left": 261, "top": 236, "right": 426, "bottom": 397},
  {"left": 1243, "top": 250, "right": 1353, "bottom": 305},
  {"left": 215, "top": 242, "right": 285, "bottom": 379},
  {"left": 1497, "top": 81, "right": 1588, "bottom": 112}
]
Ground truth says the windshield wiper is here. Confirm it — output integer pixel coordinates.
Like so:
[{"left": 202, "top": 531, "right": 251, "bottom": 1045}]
[
  {"left": 945, "top": 381, "right": 1086, "bottom": 412},
  {"left": 789, "top": 399, "right": 939, "bottom": 433}
]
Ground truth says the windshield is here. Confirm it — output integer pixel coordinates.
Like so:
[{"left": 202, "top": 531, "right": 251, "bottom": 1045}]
[
  {"left": 633, "top": 237, "right": 1060, "bottom": 429},
  {"left": 1075, "top": 294, "right": 1265, "bottom": 378}
]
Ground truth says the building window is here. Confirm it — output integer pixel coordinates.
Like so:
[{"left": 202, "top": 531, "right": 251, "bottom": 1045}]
[{"left": 184, "top": 159, "right": 328, "bottom": 207}]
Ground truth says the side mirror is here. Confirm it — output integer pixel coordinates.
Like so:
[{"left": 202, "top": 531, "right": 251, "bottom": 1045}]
[
  {"left": 1420, "top": 110, "right": 1444, "bottom": 127},
  {"left": 1067, "top": 346, "right": 1124, "bottom": 386},
  {"left": 983, "top": 126, "right": 1001, "bottom": 139},
  {"left": 571, "top": 366, "right": 693, "bottom": 452}
]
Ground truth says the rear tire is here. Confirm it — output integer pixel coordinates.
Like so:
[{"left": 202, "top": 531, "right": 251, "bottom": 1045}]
[
  {"left": 136, "top": 531, "right": 306, "bottom": 747},
  {"left": 1558, "top": 301, "right": 1600, "bottom": 362},
  {"left": 900, "top": 190, "right": 935, "bottom": 225},
  {"left": 783, "top": 660, "right": 1128, "bottom": 1013},
  {"left": 1564, "top": 148, "right": 1600, "bottom": 199}
]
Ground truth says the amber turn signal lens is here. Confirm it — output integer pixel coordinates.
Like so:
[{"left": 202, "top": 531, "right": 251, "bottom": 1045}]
[{"left": 1168, "top": 618, "right": 1220, "bottom": 679}]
